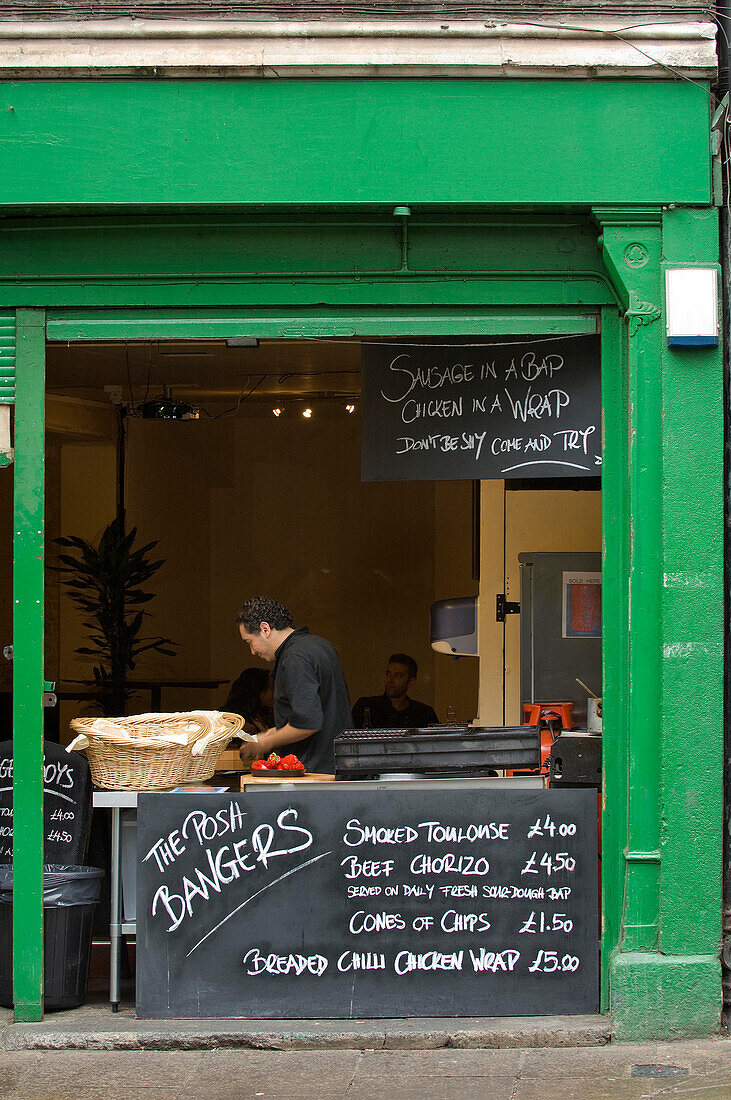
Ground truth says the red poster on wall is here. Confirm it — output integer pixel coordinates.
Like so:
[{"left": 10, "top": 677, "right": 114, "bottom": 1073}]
[{"left": 562, "top": 571, "right": 602, "bottom": 638}]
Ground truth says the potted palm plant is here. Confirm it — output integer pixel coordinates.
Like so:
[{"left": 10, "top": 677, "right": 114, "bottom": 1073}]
[{"left": 56, "top": 518, "right": 177, "bottom": 716}]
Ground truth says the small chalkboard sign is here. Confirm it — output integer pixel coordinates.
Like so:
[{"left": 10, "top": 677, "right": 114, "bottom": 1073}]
[
  {"left": 362, "top": 335, "right": 601, "bottom": 481},
  {"left": 136, "top": 788, "right": 598, "bottom": 1019},
  {"left": 0, "top": 741, "right": 92, "bottom": 864}
]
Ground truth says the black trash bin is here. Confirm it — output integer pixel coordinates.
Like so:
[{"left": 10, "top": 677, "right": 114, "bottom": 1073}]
[{"left": 0, "top": 864, "right": 103, "bottom": 1010}]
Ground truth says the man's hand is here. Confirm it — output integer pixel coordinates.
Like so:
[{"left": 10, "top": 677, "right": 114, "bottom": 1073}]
[
  {"left": 238, "top": 735, "right": 267, "bottom": 764},
  {"left": 239, "top": 724, "right": 316, "bottom": 765}
]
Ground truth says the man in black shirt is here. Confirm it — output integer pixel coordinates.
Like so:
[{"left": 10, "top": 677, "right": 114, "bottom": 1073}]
[
  {"left": 236, "top": 596, "right": 351, "bottom": 774},
  {"left": 352, "top": 653, "right": 438, "bottom": 730}
]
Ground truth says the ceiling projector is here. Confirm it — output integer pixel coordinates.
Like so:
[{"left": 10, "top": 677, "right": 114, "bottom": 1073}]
[{"left": 140, "top": 386, "right": 199, "bottom": 420}]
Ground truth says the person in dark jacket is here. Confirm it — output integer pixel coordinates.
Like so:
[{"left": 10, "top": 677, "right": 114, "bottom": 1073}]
[
  {"left": 351, "top": 653, "right": 438, "bottom": 729},
  {"left": 235, "top": 596, "right": 351, "bottom": 774},
  {"left": 222, "top": 667, "right": 274, "bottom": 735}
]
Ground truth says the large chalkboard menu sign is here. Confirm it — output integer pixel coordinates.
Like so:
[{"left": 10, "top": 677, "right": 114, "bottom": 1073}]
[
  {"left": 0, "top": 740, "right": 92, "bottom": 864},
  {"left": 136, "top": 788, "right": 598, "bottom": 1019},
  {"left": 362, "top": 335, "right": 601, "bottom": 481}
]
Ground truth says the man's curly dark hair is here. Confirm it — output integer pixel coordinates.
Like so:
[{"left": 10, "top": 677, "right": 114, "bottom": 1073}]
[{"left": 236, "top": 596, "right": 295, "bottom": 633}]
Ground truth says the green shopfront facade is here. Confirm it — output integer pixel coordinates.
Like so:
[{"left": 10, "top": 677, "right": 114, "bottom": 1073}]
[{"left": 3, "top": 78, "right": 724, "bottom": 1038}]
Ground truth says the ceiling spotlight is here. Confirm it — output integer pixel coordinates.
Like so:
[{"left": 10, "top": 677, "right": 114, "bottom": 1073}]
[
  {"left": 272, "top": 407, "right": 283, "bottom": 417},
  {"left": 345, "top": 403, "right": 356, "bottom": 414},
  {"left": 302, "top": 407, "right": 313, "bottom": 419}
]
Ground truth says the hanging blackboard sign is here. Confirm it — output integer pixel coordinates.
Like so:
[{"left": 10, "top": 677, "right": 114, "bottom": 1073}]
[
  {"left": 136, "top": 787, "right": 598, "bottom": 1019},
  {"left": 362, "top": 336, "right": 601, "bottom": 481},
  {"left": 0, "top": 740, "right": 92, "bottom": 864}
]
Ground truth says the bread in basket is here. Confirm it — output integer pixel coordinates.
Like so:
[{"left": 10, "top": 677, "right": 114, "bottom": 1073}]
[{"left": 68, "top": 710, "right": 249, "bottom": 790}]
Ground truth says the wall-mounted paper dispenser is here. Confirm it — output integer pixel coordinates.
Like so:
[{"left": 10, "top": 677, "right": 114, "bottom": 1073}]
[{"left": 430, "top": 597, "right": 478, "bottom": 656}]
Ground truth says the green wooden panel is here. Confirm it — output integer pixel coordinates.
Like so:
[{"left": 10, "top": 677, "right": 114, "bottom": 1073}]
[
  {"left": 0, "top": 80, "right": 711, "bottom": 207},
  {"left": 623, "top": 226, "right": 664, "bottom": 953},
  {"left": 0, "top": 213, "right": 613, "bottom": 278},
  {"left": 47, "top": 307, "right": 599, "bottom": 341},
  {"left": 0, "top": 279, "right": 616, "bottom": 312},
  {"left": 658, "top": 208, "right": 723, "bottom": 956},
  {"left": 599, "top": 306, "right": 627, "bottom": 1012},
  {"left": 0, "top": 314, "right": 15, "bottom": 403},
  {"left": 0, "top": 211, "right": 618, "bottom": 309},
  {"left": 12, "top": 309, "right": 45, "bottom": 1022},
  {"left": 598, "top": 207, "right": 724, "bottom": 1037}
]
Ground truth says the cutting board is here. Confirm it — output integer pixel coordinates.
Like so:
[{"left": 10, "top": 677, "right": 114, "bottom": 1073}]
[{"left": 239, "top": 772, "right": 335, "bottom": 790}]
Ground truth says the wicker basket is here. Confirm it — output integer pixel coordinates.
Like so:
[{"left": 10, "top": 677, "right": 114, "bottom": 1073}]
[
  {"left": 69, "top": 712, "right": 214, "bottom": 791},
  {"left": 179, "top": 712, "right": 245, "bottom": 782}
]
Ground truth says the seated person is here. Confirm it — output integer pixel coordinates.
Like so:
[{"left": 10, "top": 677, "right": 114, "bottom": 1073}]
[
  {"left": 351, "top": 653, "right": 438, "bottom": 729},
  {"left": 222, "top": 667, "right": 274, "bottom": 736}
]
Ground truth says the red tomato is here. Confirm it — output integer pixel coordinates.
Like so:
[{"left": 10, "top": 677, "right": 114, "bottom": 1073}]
[{"left": 278, "top": 754, "right": 303, "bottom": 771}]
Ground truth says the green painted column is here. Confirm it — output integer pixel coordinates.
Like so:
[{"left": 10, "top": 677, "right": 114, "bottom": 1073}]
[
  {"left": 598, "top": 305, "right": 629, "bottom": 1012},
  {"left": 594, "top": 208, "right": 723, "bottom": 1039},
  {"left": 12, "top": 308, "right": 45, "bottom": 1022},
  {"left": 657, "top": 208, "right": 723, "bottom": 981}
]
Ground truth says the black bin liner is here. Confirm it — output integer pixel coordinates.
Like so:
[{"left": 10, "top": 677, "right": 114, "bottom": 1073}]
[{"left": 0, "top": 864, "right": 103, "bottom": 1010}]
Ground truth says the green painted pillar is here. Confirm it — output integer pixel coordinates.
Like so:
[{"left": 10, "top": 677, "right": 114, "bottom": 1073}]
[
  {"left": 598, "top": 304, "right": 628, "bottom": 1013},
  {"left": 12, "top": 308, "right": 45, "bottom": 1022},
  {"left": 656, "top": 206, "right": 723, "bottom": 998},
  {"left": 594, "top": 208, "right": 723, "bottom": 1039}
]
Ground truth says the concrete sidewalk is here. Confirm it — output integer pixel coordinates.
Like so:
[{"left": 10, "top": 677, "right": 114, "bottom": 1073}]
[
  {"left": 0, "top": 1039, "right": 729, "bottom": 1099},
  {"left": 0, "top": 1000, "right": 612, "bottom": 1051}
]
